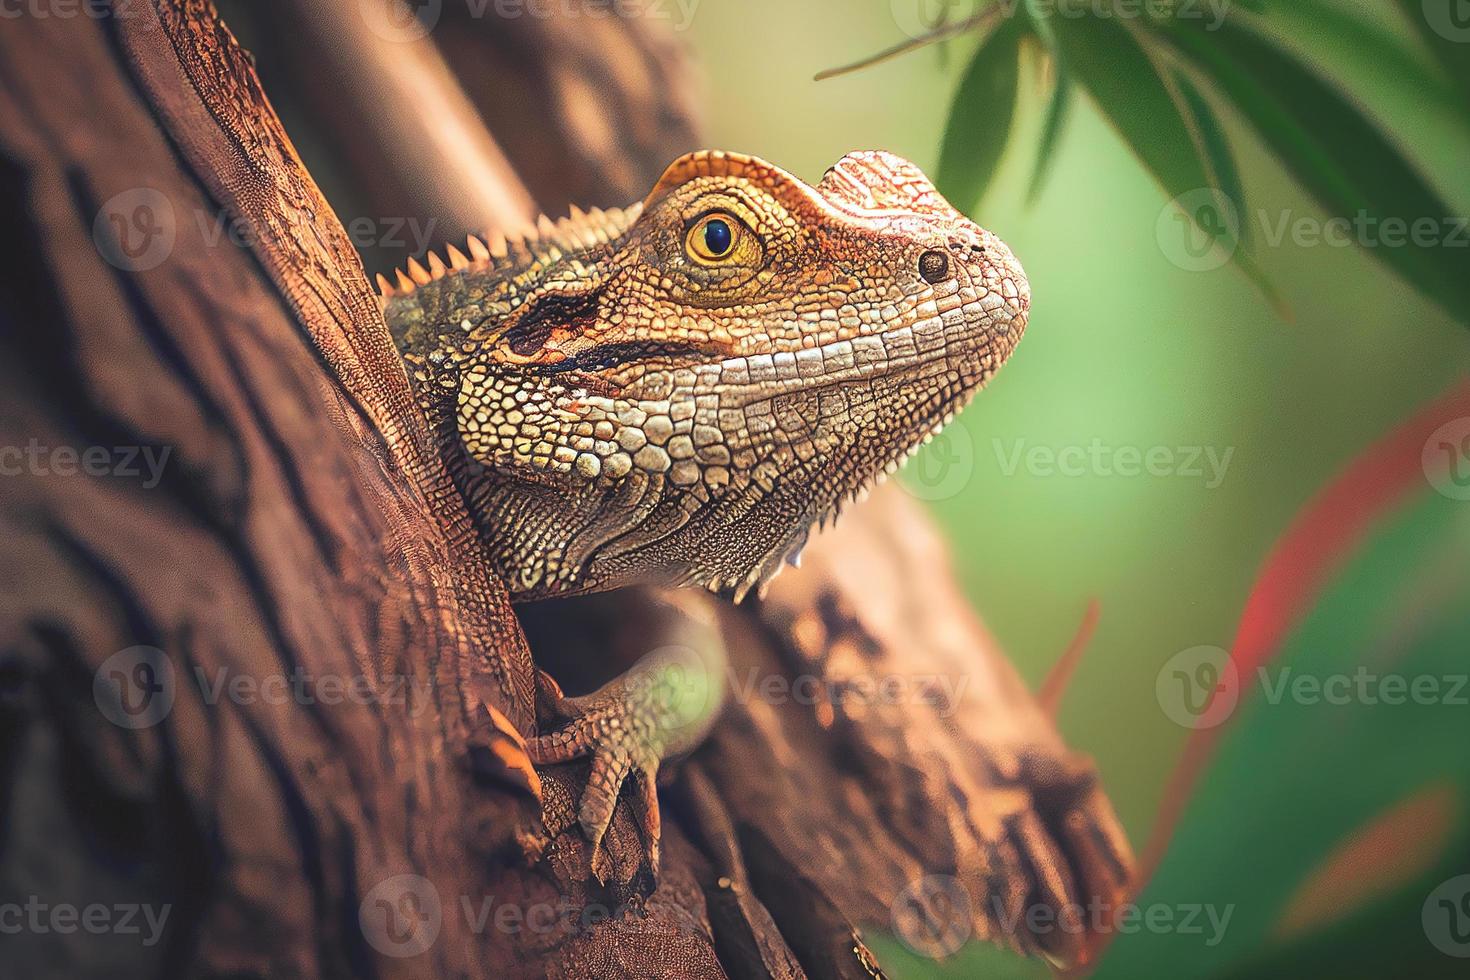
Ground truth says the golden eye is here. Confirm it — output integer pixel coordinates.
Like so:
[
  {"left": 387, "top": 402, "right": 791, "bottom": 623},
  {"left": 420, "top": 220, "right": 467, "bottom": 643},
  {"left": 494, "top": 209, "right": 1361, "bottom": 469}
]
[{"left": 686, "top": 214, "right": 740, "bottom": 263}]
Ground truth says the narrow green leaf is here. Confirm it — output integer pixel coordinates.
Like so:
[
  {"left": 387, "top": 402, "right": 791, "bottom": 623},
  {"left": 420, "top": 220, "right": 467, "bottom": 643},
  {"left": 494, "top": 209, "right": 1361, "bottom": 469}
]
[
  {"left": 1393, "top": 0, "right": 1470, "bottom": 103},
  {"left": 936, "top": 14, "right": 1025, "bottom": 215},
  {"left": 1025, "top": 68, "right": 1072, "bottom": 205},
  {"left": 1020, "top": 0, "right": 1067, "bottom": 204},
  {"left": 1168, "top": 67, "right": 1292, "bottom": 315},
  {"left": 1048, "top": 15, "right": 1212, "bottom": 202},
  {"left": 1047, "top": 14, "right": 1256, "bottom": 283},
  {"left": 1269, "top": 0, "right": 1459, "bottom": 111},
  {"left": 1160, "top": 18, "right": 1470, "bottom": 326},
  {"left": 1172, "top": 70, "right": 1248, "bottom": 246}
]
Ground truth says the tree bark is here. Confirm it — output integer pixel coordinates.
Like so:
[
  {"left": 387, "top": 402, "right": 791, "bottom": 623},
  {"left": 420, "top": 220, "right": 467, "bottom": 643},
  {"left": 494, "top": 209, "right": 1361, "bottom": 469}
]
[{"left": 0, "top": 2, "right": 1131, "bottom": 976}]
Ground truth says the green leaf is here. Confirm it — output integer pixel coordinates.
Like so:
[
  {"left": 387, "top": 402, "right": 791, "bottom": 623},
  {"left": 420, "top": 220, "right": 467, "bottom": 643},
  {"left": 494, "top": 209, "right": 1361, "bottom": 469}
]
[
  {"left": 1393, "top": 0, "right": 1470, "bottom": 103},
  {"left": 1171, "top": 67, "right": 1289, "bottom": 314},
  {"left": 1019, "top": 0, "right": 1067, "bottom": 204},
  {"left": 1267, "top": 0, "right": 1459, "bottom": 113},
  {"left": 1026, "top": 68, "right": 1072, "bottom": 205},
  {"left": 1172, "top": 70, "right": 1247, "bottom": 245},
  {"left": 936, "top": 13, "right": 1024, "bottom": 214},
  {"left": 1045, "top": 14, "right": 1245, "bottom": 272},
  {"left": 1158, "top": 18, "right": 1470, "bottom": 326},
  {"left": 1048, "top": 15, "right": 1210, "bottom": 203}
]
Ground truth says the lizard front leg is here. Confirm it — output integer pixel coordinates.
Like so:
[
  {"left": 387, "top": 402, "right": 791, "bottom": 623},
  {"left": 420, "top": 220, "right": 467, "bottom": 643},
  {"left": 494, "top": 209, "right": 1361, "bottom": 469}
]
[{"left": 526, "top": 590, "right": 726, "bottom": 881}]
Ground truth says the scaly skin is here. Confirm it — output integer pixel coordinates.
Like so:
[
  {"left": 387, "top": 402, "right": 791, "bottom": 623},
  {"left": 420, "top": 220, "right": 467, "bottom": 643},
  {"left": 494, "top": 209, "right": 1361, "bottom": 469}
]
[{"left": 382, "top": 149, "right": 1029, "bottom": 875}]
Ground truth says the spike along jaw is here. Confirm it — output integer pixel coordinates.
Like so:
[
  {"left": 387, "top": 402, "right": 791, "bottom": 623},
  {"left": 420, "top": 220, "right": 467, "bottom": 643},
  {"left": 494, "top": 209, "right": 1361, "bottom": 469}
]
[{"left": 444, "top": 150, "right": 1030, "bottom": 602}]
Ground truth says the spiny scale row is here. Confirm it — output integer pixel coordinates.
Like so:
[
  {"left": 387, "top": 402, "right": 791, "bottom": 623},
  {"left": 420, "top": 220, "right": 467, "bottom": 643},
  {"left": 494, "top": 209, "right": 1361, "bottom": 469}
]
[{"left": 374, "top": 205, "right": 636, "bottom": 300}]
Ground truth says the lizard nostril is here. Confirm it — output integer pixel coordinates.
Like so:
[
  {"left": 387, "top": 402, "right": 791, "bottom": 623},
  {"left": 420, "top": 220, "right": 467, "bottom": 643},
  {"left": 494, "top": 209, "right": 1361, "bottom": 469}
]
[{"left": 918, "top": 250, "right": 949, "bottom": 284}]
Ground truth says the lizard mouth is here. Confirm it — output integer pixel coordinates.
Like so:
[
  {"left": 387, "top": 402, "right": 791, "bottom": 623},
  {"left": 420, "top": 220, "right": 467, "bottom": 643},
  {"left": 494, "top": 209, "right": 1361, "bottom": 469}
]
[{"left": 717, "top": 309, "right": 1021, "bottom": 410}]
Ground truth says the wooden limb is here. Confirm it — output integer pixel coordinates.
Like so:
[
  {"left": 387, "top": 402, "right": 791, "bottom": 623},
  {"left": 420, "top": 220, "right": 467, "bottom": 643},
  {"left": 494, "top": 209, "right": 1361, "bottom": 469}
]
[
  {"left": 740, "top": 484, "right": 1136, "bottom": 967},
  {"left": 0, "top": 1, "right": 1135, "bottom": 976},
  {"left": 223, "top": 0, "right": 1136, "bottom": 971},
  {"left": 390, "top": 7, "right": 1139, "bottom": 968},
  {"left": 215, "top": 0, "right": 537, "bottom": 271},
  {"left": 433, "top": 0, "right": 703, "bottom": 210},
  {"left": 0, "top": 3, "right": 643, "bottom": 976}
]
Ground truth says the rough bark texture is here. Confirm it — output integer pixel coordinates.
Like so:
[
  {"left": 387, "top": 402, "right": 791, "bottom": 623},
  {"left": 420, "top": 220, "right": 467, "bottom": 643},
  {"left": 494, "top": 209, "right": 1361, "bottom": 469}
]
[{"left": 0, "top": 1, "right": 1131, "bottom": 977}]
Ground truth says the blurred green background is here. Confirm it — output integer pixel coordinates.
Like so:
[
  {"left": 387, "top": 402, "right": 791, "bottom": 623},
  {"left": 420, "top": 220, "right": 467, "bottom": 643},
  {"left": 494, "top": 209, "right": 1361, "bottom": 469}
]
[
  {"left": 691, "top": 0, "right": 1466, "bottom": 857},
  {"left": 688, "top": 1, "right": 1470, "bottom": 975}
]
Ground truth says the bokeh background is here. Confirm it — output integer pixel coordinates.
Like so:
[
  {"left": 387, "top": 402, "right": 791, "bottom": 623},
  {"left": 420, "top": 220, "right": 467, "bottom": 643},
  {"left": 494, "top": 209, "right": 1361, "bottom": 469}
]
[
  {"left": 685, "top": 1, "right": 1470, "bottom": 976},
  {"left": 234, "top": 0, "right": 1470, "bottom": 972}
]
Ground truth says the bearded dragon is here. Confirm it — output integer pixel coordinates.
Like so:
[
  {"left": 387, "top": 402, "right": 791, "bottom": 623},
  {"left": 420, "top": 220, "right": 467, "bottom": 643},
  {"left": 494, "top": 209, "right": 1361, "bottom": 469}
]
[{"left": 380, "top": 149, "right": 1029, "bottom": 873}]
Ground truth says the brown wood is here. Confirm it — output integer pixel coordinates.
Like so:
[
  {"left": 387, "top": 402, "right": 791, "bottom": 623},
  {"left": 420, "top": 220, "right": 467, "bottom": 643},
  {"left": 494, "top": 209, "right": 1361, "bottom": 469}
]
[{"left": 0, "top": 1, "right": 1132, "bottom": 976}]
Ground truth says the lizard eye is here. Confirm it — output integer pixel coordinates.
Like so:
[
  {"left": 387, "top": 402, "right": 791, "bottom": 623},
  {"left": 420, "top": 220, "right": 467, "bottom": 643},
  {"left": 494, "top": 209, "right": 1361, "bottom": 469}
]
[
  {"left": 686, "top": 213, "right": 742, "bottom": 263},
  {"left": 918, "top": 250, "right": 950, "bottom": 283}
]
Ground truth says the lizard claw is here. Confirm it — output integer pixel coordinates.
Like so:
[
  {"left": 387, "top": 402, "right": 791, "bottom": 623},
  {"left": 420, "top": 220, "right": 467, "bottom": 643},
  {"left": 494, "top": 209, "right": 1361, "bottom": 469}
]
[{"left": 528, "top": 642, "right": 723, "bottom": 881}]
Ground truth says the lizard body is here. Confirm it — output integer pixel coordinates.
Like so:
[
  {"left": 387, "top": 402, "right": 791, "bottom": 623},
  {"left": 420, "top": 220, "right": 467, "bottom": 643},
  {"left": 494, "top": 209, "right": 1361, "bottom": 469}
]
[{"left": 381, "top": 150, "right": 1029, "bottom": 872}]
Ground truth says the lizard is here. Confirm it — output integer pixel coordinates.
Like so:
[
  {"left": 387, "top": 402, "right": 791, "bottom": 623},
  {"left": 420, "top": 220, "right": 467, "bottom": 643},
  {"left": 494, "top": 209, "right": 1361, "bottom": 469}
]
[{"left": 379, "top": 148, "right": 1030, "bottom": 876}]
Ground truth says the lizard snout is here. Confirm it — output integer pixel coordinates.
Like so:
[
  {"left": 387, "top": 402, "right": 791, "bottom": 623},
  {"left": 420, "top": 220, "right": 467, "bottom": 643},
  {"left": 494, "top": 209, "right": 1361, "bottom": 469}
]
[{"left": 951, "top": 223, "right": 1030, "bottom": 354}]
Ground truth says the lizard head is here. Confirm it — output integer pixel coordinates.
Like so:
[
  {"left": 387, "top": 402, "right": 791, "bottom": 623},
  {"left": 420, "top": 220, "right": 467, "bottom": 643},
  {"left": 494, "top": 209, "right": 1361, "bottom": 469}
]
[{"left": 390, "top": 150, "right": 1028, "bottom": 600}]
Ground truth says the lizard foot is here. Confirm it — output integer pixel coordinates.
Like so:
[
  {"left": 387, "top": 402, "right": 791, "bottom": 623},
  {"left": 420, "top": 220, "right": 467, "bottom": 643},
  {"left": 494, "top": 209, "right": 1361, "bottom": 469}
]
[{"left": 528, "top": 635, "right": 725, "bottom": 882}]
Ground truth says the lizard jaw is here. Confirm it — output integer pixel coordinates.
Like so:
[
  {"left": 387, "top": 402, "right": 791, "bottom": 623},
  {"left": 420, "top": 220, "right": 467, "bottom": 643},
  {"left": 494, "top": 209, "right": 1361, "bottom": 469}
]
[{"left": 716, "top": 398, "right": 977, "bottom": 606}]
